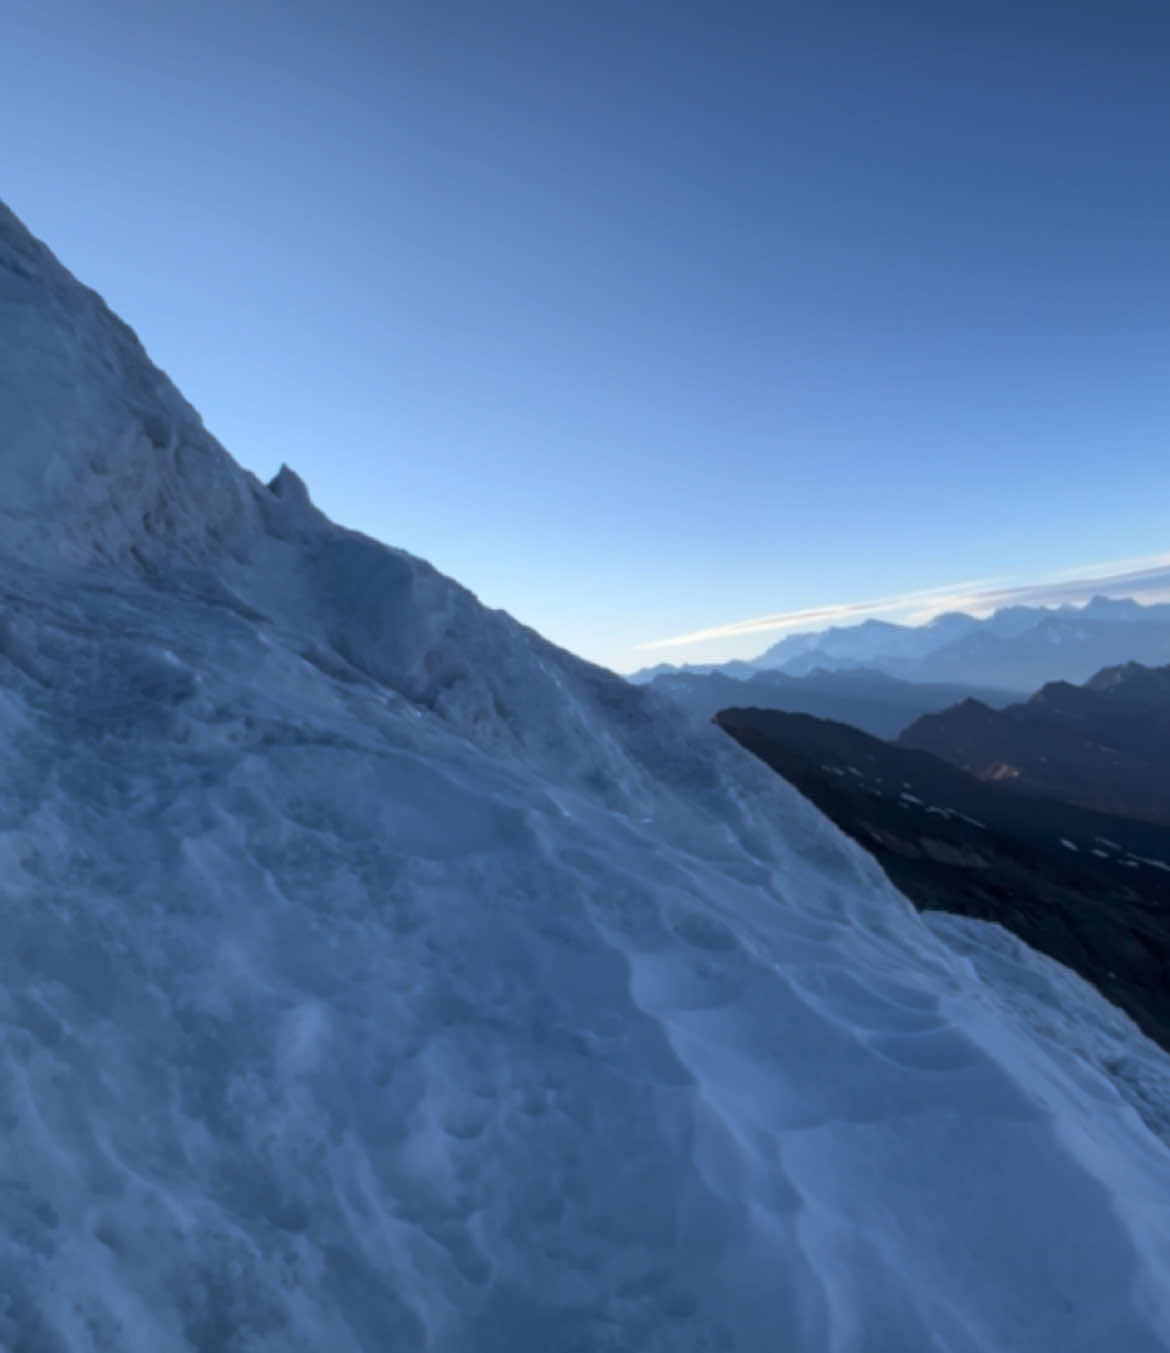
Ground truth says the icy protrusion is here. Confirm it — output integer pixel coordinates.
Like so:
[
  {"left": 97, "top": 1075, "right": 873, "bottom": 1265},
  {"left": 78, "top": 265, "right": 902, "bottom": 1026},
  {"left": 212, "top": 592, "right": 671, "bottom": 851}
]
[{"left": 268, "top": 462, "right": 312, "bottom": 508}]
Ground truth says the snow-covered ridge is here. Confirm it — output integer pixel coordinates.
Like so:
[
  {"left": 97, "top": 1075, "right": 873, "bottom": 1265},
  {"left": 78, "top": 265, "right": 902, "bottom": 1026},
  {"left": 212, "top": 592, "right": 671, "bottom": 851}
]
[
  {"left": 0, "top": 201, "right": 725, "bottom": 805},
  {"left": 3, "top": 199, "right": 1170, "bottom": 1351},
  {"left": 0, "top": 200, "right": 263, "bottom": 563}
]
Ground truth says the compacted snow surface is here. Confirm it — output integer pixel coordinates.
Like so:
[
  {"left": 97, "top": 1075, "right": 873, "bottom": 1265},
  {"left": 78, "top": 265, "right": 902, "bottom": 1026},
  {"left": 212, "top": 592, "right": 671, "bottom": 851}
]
[{"left": 2, "top": 200, "right": 1170, "bottom": 1351}]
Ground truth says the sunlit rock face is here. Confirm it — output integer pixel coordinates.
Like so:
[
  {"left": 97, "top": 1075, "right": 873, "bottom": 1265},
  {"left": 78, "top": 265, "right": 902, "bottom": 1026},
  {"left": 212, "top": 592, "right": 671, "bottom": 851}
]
[{"left": 2, "top": 199, "right": 1170, "bottom": 1353}]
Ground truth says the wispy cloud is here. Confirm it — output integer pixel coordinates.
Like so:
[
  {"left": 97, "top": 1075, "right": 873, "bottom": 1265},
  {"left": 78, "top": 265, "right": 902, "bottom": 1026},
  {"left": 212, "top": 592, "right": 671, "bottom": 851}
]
[{"left": 637, "top": 550, "right": 1170, "bottom": 653}]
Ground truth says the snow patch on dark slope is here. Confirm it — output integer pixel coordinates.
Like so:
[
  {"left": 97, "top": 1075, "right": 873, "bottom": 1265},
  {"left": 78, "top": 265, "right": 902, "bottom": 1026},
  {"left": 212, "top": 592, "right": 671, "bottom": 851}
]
[{"left": 2, "top": 199, "right": 1170, "bottom": 1352}]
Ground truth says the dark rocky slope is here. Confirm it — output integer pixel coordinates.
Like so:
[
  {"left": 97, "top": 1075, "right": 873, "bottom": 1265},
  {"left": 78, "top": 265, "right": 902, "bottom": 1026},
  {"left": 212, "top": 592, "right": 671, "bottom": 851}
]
[
  {"left": 899, "top": 662, "right": 1170, "bottom": 826},
  {"left": 717, "top": 707, "right": 1170, "bottom": 1052}
]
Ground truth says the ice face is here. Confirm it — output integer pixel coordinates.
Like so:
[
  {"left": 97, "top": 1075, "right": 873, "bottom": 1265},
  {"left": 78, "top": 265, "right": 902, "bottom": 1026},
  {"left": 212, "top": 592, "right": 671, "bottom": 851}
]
[{"left": 2, "top": 199, "right": 1170, "bottom": 1353}]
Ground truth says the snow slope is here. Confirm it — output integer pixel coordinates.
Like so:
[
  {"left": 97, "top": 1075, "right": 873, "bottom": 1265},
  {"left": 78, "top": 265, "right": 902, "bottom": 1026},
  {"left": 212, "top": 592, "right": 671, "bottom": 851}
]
[{"left": 3, "top": 200, "right": 1170, "bottom": 1352}]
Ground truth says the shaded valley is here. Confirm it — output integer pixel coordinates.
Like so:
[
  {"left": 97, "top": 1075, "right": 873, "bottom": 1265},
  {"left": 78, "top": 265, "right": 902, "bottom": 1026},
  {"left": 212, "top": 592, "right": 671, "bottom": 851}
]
[{"left": 646, "top": 665, "right": 1023, "bottom": 738}]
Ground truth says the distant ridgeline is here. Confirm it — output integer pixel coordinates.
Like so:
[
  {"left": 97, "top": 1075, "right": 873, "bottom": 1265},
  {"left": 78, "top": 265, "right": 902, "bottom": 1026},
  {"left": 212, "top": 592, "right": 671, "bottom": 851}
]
[
  {"left": 898, "top": 662, "right": 1170, "bottom": 827},
  {"left": 641, "top": 666, "right": 1026, "bottom": 739},
  {"left": 635, "top": 593, "right": 1170, "bottom": 695}
]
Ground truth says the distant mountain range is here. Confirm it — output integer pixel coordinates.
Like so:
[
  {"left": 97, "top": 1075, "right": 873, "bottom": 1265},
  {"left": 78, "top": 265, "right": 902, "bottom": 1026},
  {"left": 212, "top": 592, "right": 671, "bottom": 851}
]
[
  {"left": 751, "top": 608, "right": 984, "bottom": 672},
  {"left": 716, "top": 704, "right": 1170, "bottom": 1052},
  {"left": 899, "top": 662, "right": 1170, "bottom": 826},
  {"left": 633, "top": 594, "right": 1170, "bottom": 692},
  {"left": 644, "top": 666, "right": 1024, "bottom": 739}
]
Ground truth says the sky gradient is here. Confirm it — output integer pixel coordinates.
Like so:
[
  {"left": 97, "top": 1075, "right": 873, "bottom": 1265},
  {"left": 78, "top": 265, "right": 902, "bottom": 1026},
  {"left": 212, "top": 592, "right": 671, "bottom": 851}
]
[{"left": 4, "top": 0, "right": 1169, "bottom": 671}]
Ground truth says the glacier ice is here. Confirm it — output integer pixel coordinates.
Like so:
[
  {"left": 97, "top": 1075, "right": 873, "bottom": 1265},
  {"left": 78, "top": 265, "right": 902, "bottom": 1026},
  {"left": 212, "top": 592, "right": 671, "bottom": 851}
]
[{"left": 2, "top": 199, "right": 1170, "bottom": 1351}]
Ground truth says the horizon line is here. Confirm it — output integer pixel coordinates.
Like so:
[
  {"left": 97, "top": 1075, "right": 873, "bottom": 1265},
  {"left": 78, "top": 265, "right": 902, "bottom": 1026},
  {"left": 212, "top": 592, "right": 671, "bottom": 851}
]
[{"left": 635, "top": 550, "right": 1170, "bottom": 654}]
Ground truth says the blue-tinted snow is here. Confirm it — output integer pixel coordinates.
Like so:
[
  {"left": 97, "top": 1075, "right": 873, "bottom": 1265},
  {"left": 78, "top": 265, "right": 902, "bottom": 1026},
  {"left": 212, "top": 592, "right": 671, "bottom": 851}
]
[{"left": 2, "top": 200, "right": 1170, "bottom": 1351}]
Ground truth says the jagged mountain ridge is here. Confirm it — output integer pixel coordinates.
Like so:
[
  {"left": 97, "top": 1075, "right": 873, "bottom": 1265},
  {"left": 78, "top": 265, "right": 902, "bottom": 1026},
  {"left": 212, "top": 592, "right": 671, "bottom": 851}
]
[
  {"left": 751, "top": 609, "right": 984, "bottom": 671},
  {"left": 4, "top": 200, "right": 1170, "bottom": 1352},
  {"left": 899, "top": 661, "right": 1170, "bottom": 826},
  {"left": 894, "top": 608, "right": 1170, "bottom": 689},
  {"left": 636, "top": 592, "right": 1170, "bottom": 690}
]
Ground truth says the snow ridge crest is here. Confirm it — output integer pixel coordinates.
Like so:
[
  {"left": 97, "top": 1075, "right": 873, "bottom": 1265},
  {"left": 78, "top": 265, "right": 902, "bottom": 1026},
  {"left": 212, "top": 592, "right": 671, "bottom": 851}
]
[{"left": 0, "top": 199, "right": 261, "bottom": 565}]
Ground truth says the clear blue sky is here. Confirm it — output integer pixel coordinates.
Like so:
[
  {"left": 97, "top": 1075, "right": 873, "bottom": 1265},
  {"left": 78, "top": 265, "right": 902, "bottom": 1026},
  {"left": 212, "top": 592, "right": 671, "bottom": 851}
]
[{"left": 4, "top": 0, "right": 1169, "bottom": 671}]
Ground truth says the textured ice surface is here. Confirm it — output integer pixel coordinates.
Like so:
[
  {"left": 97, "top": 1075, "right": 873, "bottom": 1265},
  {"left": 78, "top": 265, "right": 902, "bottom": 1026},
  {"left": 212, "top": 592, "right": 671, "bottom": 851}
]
[{"left": 2, "top": 200, "right": 1170, "bottom": 1351}]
